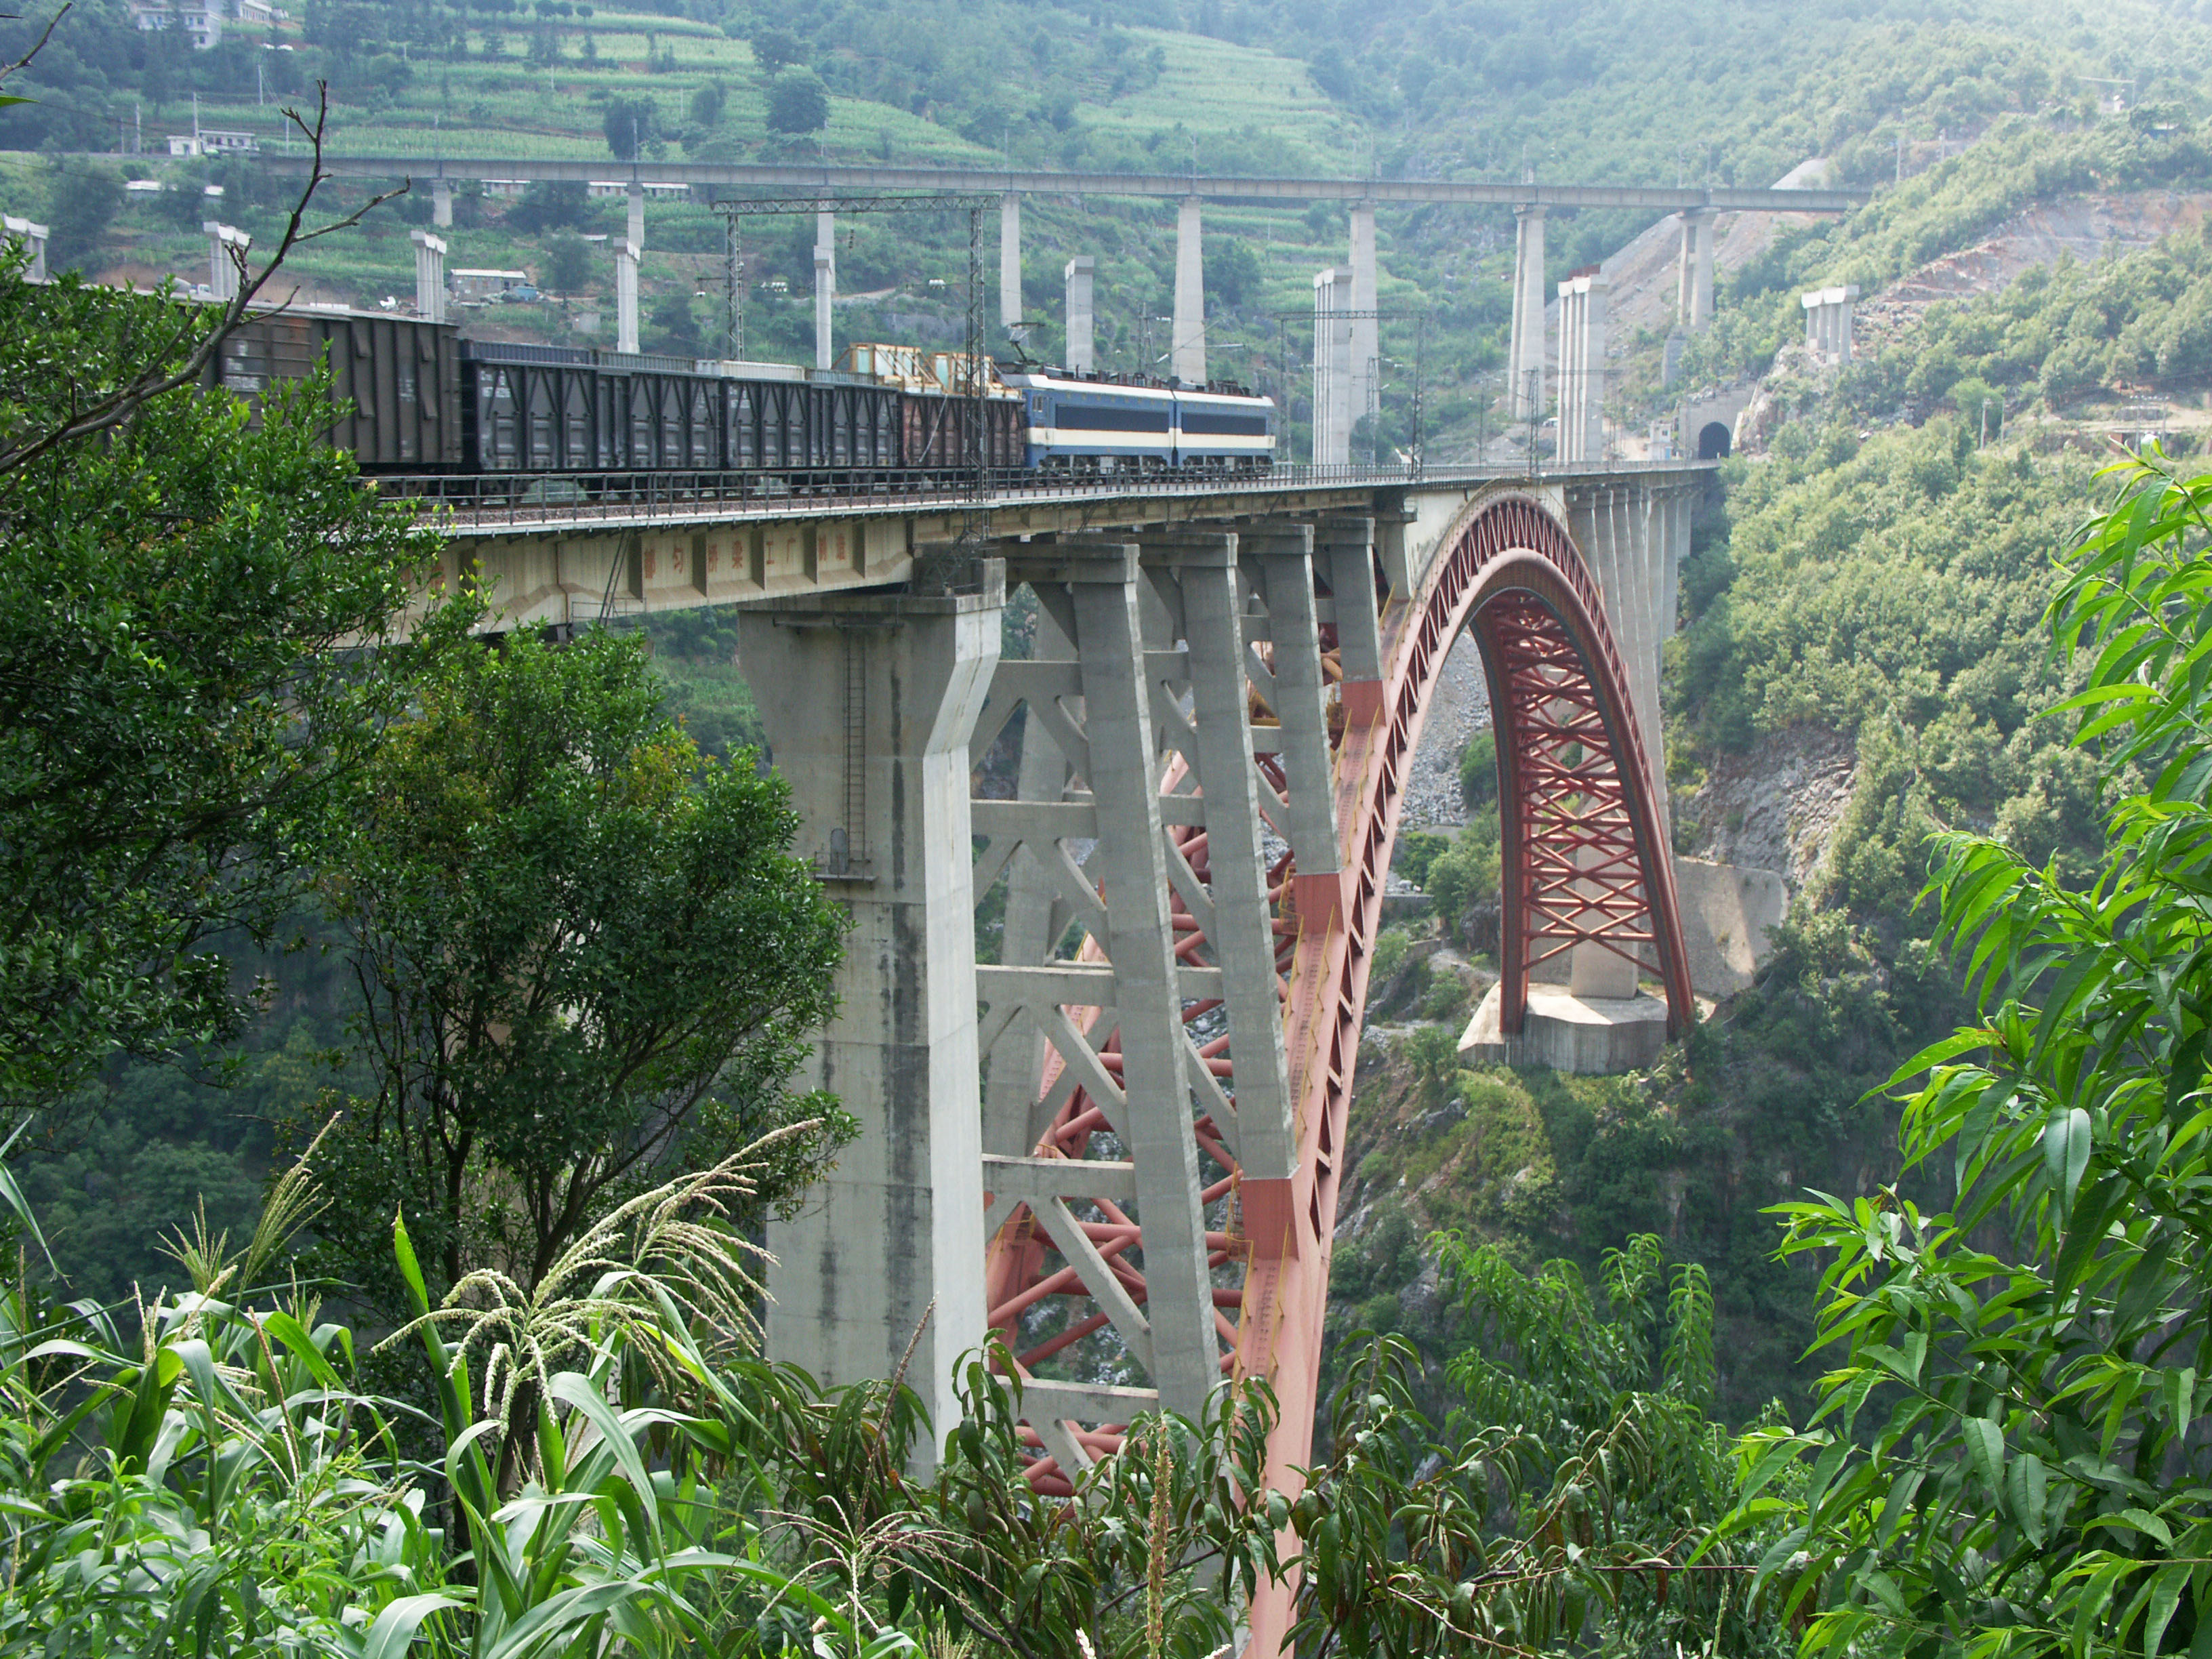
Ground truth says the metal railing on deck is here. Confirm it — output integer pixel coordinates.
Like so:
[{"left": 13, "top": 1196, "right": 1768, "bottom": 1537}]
[{"left": 370, "top": 457, "right": 1715, "bottom": 532}]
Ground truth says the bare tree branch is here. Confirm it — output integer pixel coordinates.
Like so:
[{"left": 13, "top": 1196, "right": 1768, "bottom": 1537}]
[
  {"left": 0, "top": 3, "right": 68, "bottom": 100},
  {"left": 0, "top": 81, "right": 411, "bottom": 482}
]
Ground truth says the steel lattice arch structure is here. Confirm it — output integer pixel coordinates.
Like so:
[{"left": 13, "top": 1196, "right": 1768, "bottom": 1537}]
[{"left": 913, "top": 488, "right": 1690, "bottom": 1652}]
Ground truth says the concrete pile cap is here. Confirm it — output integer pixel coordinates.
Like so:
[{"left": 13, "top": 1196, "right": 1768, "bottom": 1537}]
[
  {"left": 1801, "top": 284, "right": 1860, "bottom": 307},
  {"left": 204, "top": 221, "right": 251, "bottom": 248},
  {"left": 3, "top": 213, "right": 49, "bottom": 239},
  {"left": 410, "top": 228, "right": 448, "bottom": 255}
]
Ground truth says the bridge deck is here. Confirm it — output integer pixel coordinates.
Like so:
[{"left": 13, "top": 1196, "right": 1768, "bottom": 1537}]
[{"left": 269, "top": 157, "right": 1866, "bottom": 213}]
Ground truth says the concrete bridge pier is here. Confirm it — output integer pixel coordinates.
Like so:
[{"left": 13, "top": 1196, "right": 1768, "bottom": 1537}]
[
  {"left": 411, "top": 229, "right": 447, "bottom": 324},
  {"left": 1349, "top": 202, "right": 1379, "bottom": 453},
  {"left": 735, "top": 572, "right": 1005, "bottom": 1470},
  {"left": 1310, "top": 265, "right": 1353, "bottom": 465},
  {"left": 1802, "top": 284, "right": 1859, "bottom": 364},
  {"left": 1000, "top": 191, "right": 1022, "bottom": 333},
  {"left": 1173, "top": 196, "right": 1206, "bottom": 385},
  {"left": 205, "top": 220, "right": 249, "bottom": 301},
  {"left": 1555, "top": 271, "right": 1608, "bottom": 464},
  {"left": 627, "top": 181, "right": 645, "bottom": 255},
  {"left": 4, "top": 213, "right": 49, "bottom": 282},
  {"left": 1507, "top": 205, "right": 1547, "bottom": 421},
  {"left": 614, "top": 240, "right": 640, "bottom": 354},
  {"left": 1064, "top": 255, "right": 1095, "bottom": 372},
  {"left": 1677, "top": 209, "right": 1715, "bottom": 329},
  {"left": 814, "top": 208, "right": 836, "bottom": 371},
  {"left": 431, "top": 179, "right": 453, "bottom": 229}
]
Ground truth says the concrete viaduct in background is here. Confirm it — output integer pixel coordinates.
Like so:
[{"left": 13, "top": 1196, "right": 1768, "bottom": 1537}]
[
  {"left": 398, "top": 453, "right": 1786, "bottom": 1652},
  {"left": 276, "top": 155, "right": 1861, "bottom": 435}
]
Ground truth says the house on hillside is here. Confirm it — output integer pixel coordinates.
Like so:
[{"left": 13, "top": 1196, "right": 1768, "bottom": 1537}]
[{"left": 131, "top": 0, "right": 222, "bottom": 49}]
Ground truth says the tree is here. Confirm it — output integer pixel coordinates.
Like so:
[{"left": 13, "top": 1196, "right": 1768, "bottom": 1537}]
[
  {"left": 649, "top": 288, "right": 701, "bottom": 356},
  {"left": 766, "top": 66, "right": 829, "bottom": 135},
  {"left": 1212, "top": 236, "right": 1262, "bottom": 308},
  {"left": 1281, "top": 1242, "right": 1779, "bottom": 1659},
  {"left": 542, "top": 230, "right": 592, "bottom": 293},
  {"left": 0, "top": 113, "right": 428, "bottom": 1126},
  {"left": 507, "top": 178, "right": 590, "bottom": 233},
  {"left": 310, "top": 600, "right": 853, "bottom": 1316},
  {"left": 602, "top": 91, "right": 655, "bottom": 159},
  {"left": 747, "top": 23, "right": 804, "bottom": 74},
  {"left": 41, "top": 157, "right": 119, "bottom": 275},
  {"left": 688, "top": 75, "right": 726, "bottom": 126},
  {"left": 1725, "top": 454, "right": 2212, "bottom": 1659}
]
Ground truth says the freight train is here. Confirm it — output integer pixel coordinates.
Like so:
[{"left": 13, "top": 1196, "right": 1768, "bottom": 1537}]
[{"left": 206, "top": 307, "right": 1276, "bottom": 483}]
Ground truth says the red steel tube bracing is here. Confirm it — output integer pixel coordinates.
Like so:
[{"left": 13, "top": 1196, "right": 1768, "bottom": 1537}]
[{"left": 972, "top": 493, "right": 1692, "bottom": 1655}]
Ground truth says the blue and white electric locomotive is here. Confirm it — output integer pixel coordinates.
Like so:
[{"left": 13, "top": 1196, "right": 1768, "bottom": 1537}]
[{"left": 1001, "top": 369, "right": 1276, "bottom": 474}]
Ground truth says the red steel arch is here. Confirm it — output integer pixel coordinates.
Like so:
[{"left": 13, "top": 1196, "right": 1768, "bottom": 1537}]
[{"left": 984, "top": 491, "right": 1693, "bottom": 1655}]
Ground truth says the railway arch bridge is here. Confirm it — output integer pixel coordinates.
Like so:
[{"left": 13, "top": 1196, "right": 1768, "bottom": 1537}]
[{"left": 428, "top": 458, "right": 1740, "bottom": 1654}]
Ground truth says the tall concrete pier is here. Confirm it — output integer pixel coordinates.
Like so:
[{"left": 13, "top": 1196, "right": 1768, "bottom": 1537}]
[
  {"left": 1311, "top": 264, "right": 1353, "bottom": 464},
  {"left": 614, "top": 240, "right": 639, "bottom": 354},
  {"left": 1000, "top": 191, "right": 1023, "bottom": 332},
  {"left": 1349, "top": 201, "right": 1379, "bottom": 451},
  {"left": 1064, "top": 255, "right": 1095, "bottom": 372},
  {"left": 1508, "top": 205, "right": 1547, "bottom": 420},
  {"left": 1677, "top": 209, "right": 1715, "bottom": 329},
  {"left": 735, "top": 575, "right": 1005, "bottom": 1467},
  {"left": 813, "top": 208, "right": 836, "bottom": 371},
  {"left": 1801, "top": 284, "right": 1858, "bottom": 363},
  {"left": 1173, "top": 197, "right": 1206, "bottom": 385},
  {"left": 1555, "top": 270, "right": 1607, "bottom": 465},
  {"left": 410, "top": 228, "right": 447, "bottom": 323}
]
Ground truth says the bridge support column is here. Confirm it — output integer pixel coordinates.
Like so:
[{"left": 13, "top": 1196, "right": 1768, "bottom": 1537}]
[
  {"left": 1508, "top": 204, "right": 1547, "bottom": 421},
  {"left": 736, "top": 572, "right": 1005, "bottom": 1473},
  {"left": 1677, "top": 209, "right": 1714, "bottom": 330},
  {"left": 614, "top": 239, "right": 639, "bottom": 354},
  {"left": 1568, "top": 478, "right": 1687, "bottom": 848},
  {"left": 1349, "top": 201, "right": 1378, "bottom": 456},
  {"left": 1141, "top": 533, "right": 1298, "bottom": 1187},
  {"left": 1801, "top": 283, "right": 1859, "bottom": 365},
  {"left": 1064, "top": 255, "right": 1095, "bottom": 373},
  {"left": 1000, "top": 191, "right": 1022, "bottom": 333},
  {"left": 1310, "top": 266, "right": 1353, "bottom": 467},
  {"left": 1555, "top": 270, "right": 1607, "bottom": 464},
  {"left": 1173, "top": 196, "right": 1206, "bottom": 386},
  {"left": 205, "top": 220, "right": 249, "bottom": 302},
  {"left": 1246, "top": 526, "right": 1343, "bottom": 924},
  {"left": 814, "top": 210, "right": 835, "bottom": 371},
  {"left": 410, "top": 228, "right": 447, "bottom": 324},
  {"left": 431, "top": 179, "right": 453, "bottom": 229},
  {"left": 627, "top": 181, "right": 644, "bottom": 253},
  {"left": 1317, "top": 515, "right": 1383, "bottom": 724},
  {"left": 4, "top": 213, "right": 48, "bottom": 282},
  {"left": 974, "top": 542, "right": 1223, "bottom": 1435}
]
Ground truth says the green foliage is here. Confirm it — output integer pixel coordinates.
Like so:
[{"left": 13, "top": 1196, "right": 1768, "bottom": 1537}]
[
  {"left": 1368, "top": 926, "right": 1410, "bottom": 989},
  {"left": 0, "top": 269, "right": 430, "bottom": 1122},
  {"left": 0, "top": 1136, "right": 1304, "bottom": 1658},
  {"left": 602, "top": 90, "right": 657, "bottom": 159},
  {"left": 1425, "top": 812, "right": 1500, "bottom": 938},
  {"left": 1393, "top": 827, "right": 1450, "bottom": 889},
  {"left": 1210, "top": 237, "right": 1262, "bottom": 308},
  {"left": 1724, "top": 456, "right": 2212, "bottom": 1659},
  {"left": 540, "top": 230, "right": 592, "bottom": 292},
  {"left": 1671, "top": 424, "right": 2104, "bottom": 909},
  {"left": 765, "top": 66, "right": 830, "bottom": 136},
  {"left": 1458, "top": 730, "right": 1497, "bottom": 810},
  {"left": 745, "top": 24, "right": 805, "bottom": 76},
  {"left": 310, "top": 599, "right": 851, "bottom": 1315},
  {"left": 649, "top": 287, "right": 701, "bottom": 354},
  {"left": 41, "top": 157, "right": 120, "bottom": 275},
  {"left": 1283, "top": 1324, "right": 1782, "bottom": 1659}
]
